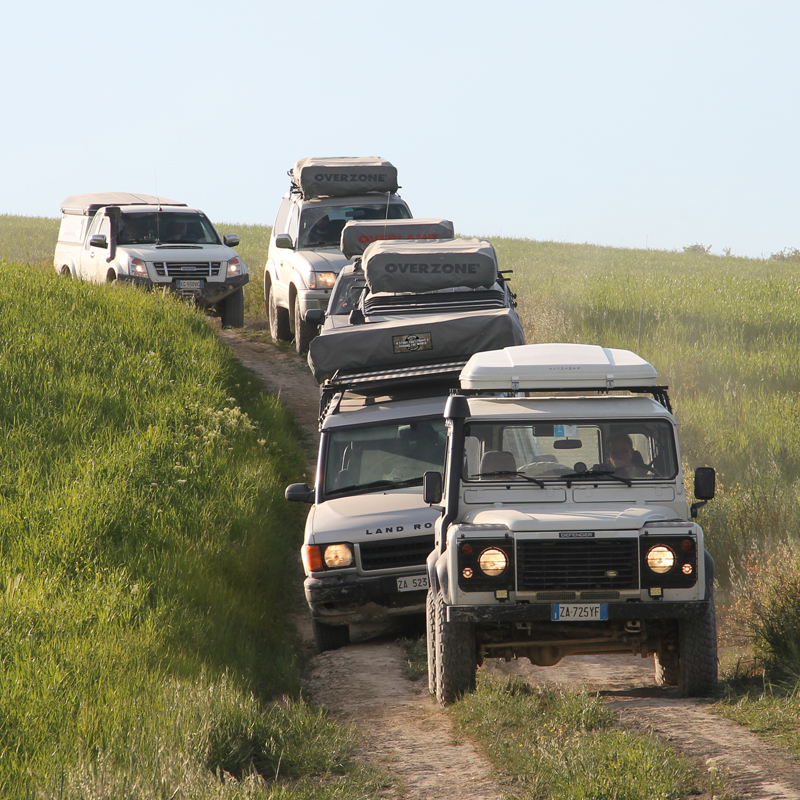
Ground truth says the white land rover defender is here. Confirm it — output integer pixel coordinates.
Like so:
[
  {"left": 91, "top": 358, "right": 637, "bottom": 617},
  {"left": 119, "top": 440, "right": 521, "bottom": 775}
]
[
  {"left": 53, "top": 192, "right": 248, "bottom": 327},
  {"left": 285, "top": 363, "right": 465, "bottom": 651},
  {"left": 265, "top": 157, "right": 412, "bottom": 354},
  {"left": 422, "top": 343, "right": 718, "bottom": 704}
]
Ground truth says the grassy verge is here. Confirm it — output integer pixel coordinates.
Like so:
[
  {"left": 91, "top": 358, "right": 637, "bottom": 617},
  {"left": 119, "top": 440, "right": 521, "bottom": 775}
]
[
  {"left": 0, "top": 261, "right": 378, "bottom": 797},
  {"left": 451, "top": 672, "right": 702, "bottom": 800}
]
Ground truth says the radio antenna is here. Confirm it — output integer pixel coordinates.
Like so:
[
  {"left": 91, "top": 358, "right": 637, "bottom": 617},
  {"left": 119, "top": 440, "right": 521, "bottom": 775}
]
[{"left": 154, "top": 167, "right": 162, "bottom": 243}]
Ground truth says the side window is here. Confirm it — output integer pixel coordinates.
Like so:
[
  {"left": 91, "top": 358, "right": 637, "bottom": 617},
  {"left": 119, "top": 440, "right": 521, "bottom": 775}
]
[
  {"left": 272, "top": 199, "right": 292, "bottom": 237},
  {"left": 85, "top": 212, "right": 104, "bottom": 249},
  {"left": 99, "top": 216, "right": 111, "bottom": 240},
  {"left": 287, "top": 204, "right": 300, "bottom": 242}
]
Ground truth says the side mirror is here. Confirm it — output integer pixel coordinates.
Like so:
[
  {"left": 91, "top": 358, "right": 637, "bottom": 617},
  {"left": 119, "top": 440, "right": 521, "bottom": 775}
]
[
  {"left": 423, "top": 471, "right": 443, "bottom": 505},
  {"left": 90, "top": 234, "right": 108, "bottom": 249},
  {"left": 285, "top": 483, "right": 315, "bottom": 503},
  {"left": 223, "top": 233, "right": 240, "bottom": 247},
  {"left": 304, "top": 308, "right": 325, "bottom": 326},
  {"left": 275, "top": 233, "right": 294, "bottom": 250},
  {"left": 691, "top": 467, "right": 716, "bottom": 518}
]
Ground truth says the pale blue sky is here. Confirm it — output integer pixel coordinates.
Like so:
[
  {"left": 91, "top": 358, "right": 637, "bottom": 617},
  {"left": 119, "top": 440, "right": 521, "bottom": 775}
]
[{"left": 2, "top": 1, "right": 798, "bottom": 258}]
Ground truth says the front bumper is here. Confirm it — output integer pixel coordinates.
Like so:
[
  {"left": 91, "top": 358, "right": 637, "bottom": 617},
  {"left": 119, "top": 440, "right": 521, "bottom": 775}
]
[
  {"left": 448, "top": 599, "right": 711, "bottom": 624},
  {"left": 117, "top": 273, "right": 249, "bottom": 307},
  {"left": 305, "top": 572, "right": 427, "bottom": 624}
]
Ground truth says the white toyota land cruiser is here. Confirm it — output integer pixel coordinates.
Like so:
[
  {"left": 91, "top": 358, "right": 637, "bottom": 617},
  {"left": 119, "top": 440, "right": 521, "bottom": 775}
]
[
  {"left": 264, "top": 157, "right": 411, "bottom": 353},
  {"left": 53, "top": 192, "right": 248, "bottom": 327},
  {"left": 423, "top": 343, "right": 718, "bottom": 704}
]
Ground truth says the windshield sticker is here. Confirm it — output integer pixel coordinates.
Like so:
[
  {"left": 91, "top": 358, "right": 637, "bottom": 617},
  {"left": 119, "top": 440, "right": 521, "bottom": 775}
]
[{"left": 554, "top": 424, "right": 578, "bottom": 438}]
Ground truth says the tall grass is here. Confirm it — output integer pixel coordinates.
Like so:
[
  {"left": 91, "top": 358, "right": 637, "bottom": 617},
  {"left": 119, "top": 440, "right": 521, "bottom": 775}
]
[{"left": 0, "top": 263, "right": 377, "bottom": 797}]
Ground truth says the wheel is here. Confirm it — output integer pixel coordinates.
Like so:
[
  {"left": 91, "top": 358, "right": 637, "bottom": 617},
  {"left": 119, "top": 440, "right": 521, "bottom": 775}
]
[
  {"left": 676, "top": 599, "right": 718, "bottom": 696},
  {"left": 293, "top": 299, "right": 318, "bottom": 355},
  {"left": 435, "top": 588, "right": 476, "bottom": 705},
  {"left": 426, "top": 587, "right": 437, "bottom": 696},
  {"left": 220, "top": 288, "right": 245, "bottom": 328},
  {"left": 311, "top": 618, "right": 350, "bottom": 652},
  {"left": 60, "top": 265, "right": 72, "bottom": 278},
  {"left": 654, "top": 649, "right": 679, "bottom": 686},
  {"left": 268, "top": 282, "right": 291, "bottom": 342}
]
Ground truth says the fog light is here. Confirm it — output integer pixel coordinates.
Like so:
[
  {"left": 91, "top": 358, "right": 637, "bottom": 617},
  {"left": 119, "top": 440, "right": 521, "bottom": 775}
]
[
  {"left": 682, "top": 563, "right": 693, "bottom": 575},
  {"left": 462, "top": 567, "right": 473, "bottom": 579},
  {"left": 323, "top": 544, "right": 353, "bottom": 568},
  {"left": 478, "top": 547, "right": 508, "bottom": 576},
  {"left": 646, "top": 545, "right": 675, "bottom": 574}
]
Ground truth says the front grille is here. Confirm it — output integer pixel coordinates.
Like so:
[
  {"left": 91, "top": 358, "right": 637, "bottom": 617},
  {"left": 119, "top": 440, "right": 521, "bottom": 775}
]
[
  {"left": 516, "top": 539, "right": 639, "bottom": 592},
  {"left": 152, "top": 261, "right": 221, "bottom": 278},
  {"left": 359, "top": 534, "right": 434, "bottom": 572}
]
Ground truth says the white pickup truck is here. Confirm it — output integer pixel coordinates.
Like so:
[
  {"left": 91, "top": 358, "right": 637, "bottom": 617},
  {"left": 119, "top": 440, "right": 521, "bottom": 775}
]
[{"left": 54, "top": 192, "right": 249, "bottom": 327}]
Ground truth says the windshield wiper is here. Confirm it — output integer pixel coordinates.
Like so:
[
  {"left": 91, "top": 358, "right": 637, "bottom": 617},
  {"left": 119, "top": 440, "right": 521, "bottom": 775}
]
[
  {"left": 472, "top": 470, "right": 545, "bottom": 488},
  {"left": 561, "top": 466, "right": 632, "bottom": 487},
  {"left": 328, "top": 477, "right": 422, "bottom": 497}
]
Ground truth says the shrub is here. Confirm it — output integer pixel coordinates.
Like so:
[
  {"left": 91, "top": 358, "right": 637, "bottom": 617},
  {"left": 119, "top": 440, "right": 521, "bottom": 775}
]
[{"left": 731, "top": 541, "right": 800, "bottom": 679}]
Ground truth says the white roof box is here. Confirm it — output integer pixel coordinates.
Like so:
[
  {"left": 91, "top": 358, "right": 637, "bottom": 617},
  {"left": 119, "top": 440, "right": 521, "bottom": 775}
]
[
  {"left": 460, "top": 343, "right": 658, "bottom": 391},
  {"left": 340, "top": 218, "right": 455, "bottom": 259},
  {"left": 291, "top": 156, "right": 399, "bottom": 199}
]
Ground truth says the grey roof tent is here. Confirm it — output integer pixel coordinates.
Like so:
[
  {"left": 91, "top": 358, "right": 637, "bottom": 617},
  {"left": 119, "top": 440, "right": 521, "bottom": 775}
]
[
  {"left": 290, "top": 157, "right": 399, "bottom": 200},
  {"left": 339, "top": 218, "right": 455, "bottom": 259},
  {"left": 60, "top": 192, "right": 186, "bottom": 216},
  {"left": 307, "top": 237, "right": 525, "bottom": 383},
  {"left": 363, "top": 237, "right": 498, "bottom": 294}
]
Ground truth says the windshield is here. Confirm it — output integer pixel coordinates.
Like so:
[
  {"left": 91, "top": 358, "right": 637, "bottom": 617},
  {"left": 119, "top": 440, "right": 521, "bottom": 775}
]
[
  {"left": 463, "top": 419, "right": 678, "bottom": 482},
  {"left": 323, "top": 417, "right": 447, "bottom": 498},
  {"left": 298, "top": 203, "right": 411, "bottom": 249},
  {"left": 117, "top": 212, "right": 220, "bottom": 245},
  {"left": 329, "top": 269, "right": 367, "bottom": 315}
]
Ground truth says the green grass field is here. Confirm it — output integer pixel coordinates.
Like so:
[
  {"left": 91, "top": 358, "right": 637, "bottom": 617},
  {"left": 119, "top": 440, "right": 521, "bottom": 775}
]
[
  {"left": 6, "top": 213, "right": 800, "bottom": 788},
  {"left": 0, "top": 230, "right": 385, "bottom": 797}
]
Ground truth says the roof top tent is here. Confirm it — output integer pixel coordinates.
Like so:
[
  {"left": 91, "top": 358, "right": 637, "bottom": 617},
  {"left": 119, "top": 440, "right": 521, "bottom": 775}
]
[
  {"left": 458, "top": 343, "right": 670, "bottom": 410},
  {"left": 307, "top": 238, "right": 525, "bottom": 385},
  {"left": 60, "top": 192, "right": 186, "bottom": 217},
  {"left": 339, "top": 218, "right": 455, "bottom": 259},
  {"left": 290, "top": 157, "right": 399, "bottom": 200}
]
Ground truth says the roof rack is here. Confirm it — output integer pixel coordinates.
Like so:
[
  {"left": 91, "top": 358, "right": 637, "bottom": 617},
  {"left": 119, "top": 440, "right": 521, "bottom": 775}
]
[{"left": 319, "top": 358, "right": 467, "bottom": 422}]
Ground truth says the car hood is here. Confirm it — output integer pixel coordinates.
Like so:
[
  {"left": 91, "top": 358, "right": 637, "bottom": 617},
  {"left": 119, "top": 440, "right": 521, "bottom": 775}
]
[
  {"left": 309, "top": 487, "right": 439, "bottom": 543},
  {"left": 465, "top": 505, "right": 678, "bottom": 532},
  {"left": 119, "top": 243, "right": 240, "bottom": 262},
  {"left": 293, "top": 248, "right": 352, "bottom": 273}
]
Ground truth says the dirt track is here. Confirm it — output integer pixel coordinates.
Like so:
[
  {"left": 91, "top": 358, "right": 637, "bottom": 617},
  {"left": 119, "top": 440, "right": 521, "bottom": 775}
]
[{"left": 219, "top": 330, "right": 800, "bottom": 800}]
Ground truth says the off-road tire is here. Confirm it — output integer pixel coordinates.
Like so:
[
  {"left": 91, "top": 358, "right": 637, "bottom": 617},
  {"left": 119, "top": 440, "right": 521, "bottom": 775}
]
[
  {"left": 220, "top": 288, "right": 245, "bottom": 328},
  {"left": 654, "top": 649, "right": 679, "bottom": 686},
  {"left": 426, "top": 587, "right": 437, "bottom": 696},
  {"left": 268, "top": 283, "right": 291, "bottom": 342},
  {"left": 435, "top": 589, "right": 476, "bottom": 705},
  {"left": 677, "top": 600, "right": 718, "bottom": 696},
  {"left": 311, "top": 618, "right": 350, "bottom": 652},
  {"left": 293, "top": 299, "right": 318, "bottom": 355}
]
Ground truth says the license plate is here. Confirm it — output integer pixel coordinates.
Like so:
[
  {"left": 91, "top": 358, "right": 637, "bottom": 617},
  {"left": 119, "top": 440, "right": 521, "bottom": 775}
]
[
  {"left": 551, "top": 603, "right": 608, "bottom": 621},
  {"left": 175, "top": 279, "right": 203, "bottom": 289},
  {"left": 397, "top": 575, "right": 429, "bottom": 592}
]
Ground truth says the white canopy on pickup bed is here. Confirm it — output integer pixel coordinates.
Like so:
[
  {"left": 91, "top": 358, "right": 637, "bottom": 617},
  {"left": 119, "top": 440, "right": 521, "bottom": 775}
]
[{"left": 60, "top": 192, "right": 186, "bottom": 216}]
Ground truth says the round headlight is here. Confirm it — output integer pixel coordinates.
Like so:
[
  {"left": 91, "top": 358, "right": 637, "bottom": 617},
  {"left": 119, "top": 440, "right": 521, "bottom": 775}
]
[
  {"left": 646, "top": 545, "right": 675, "bottom": 574},
  {"left": 478, "top": 547, "right": 508, "bottom": 577},
  {"left": 323, "top": 544, "right": 353, "bottom": 568}
]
